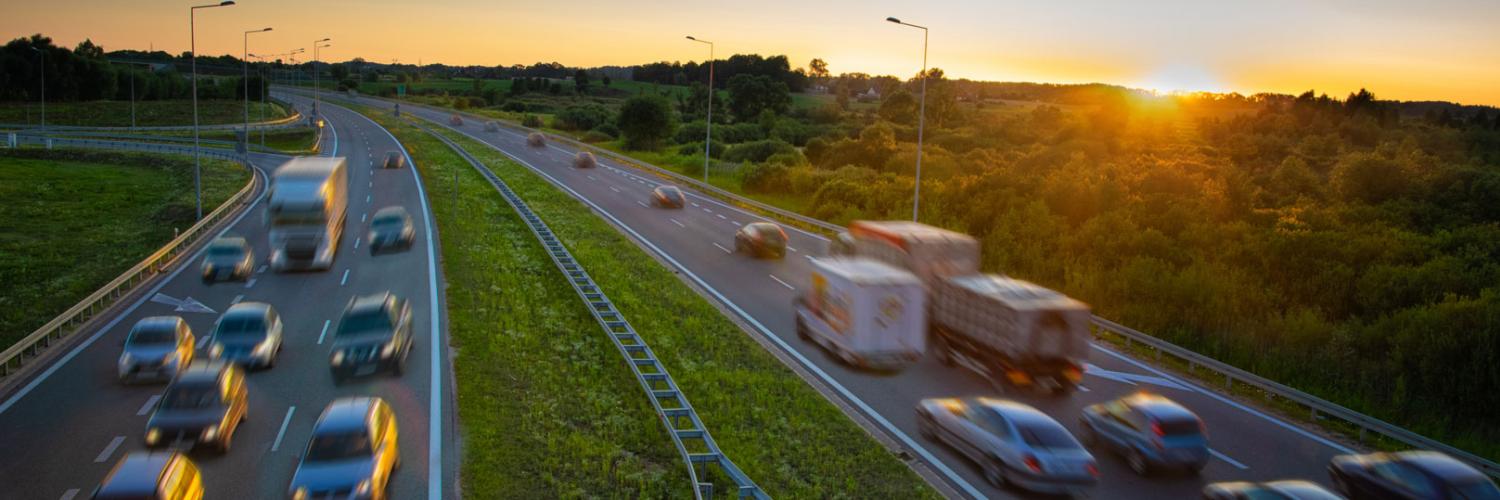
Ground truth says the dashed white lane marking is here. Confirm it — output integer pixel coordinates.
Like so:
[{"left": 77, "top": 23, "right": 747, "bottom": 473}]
[
  {"left": 340, "top": 269, "right": 350, "bottom": 286},
  {"left": 787, "top": 246, "right": 799, "bottom": 253},
  {"left": 769, "top": 274, "right": 796, "bottom": 291},
  {"left": 730, "top": 220, "right": 741, "bottom": 225},
  {"left": 804, "top": 255, "right": 816, "bottom": 263},
  {"left": 716, "top": 214, "right": 726, "bottom": 220},
  {"left": 1210, "top": 448, "right": 1250, "bottom": 470},
  {"left": 60, "top": 489, "right": 80, "bottom": 500},
  {"left": 317, "top": 320, "right": 331, "bottom": 344},
  {"left": 136, "top": 394, "right": 161, "bottom": 416},
  {"left": 636, "top": 201, "right": 648, "bottom": 208},
  {"left": 256, "top": 264, "right": 267, "bottom": 274},
  {"left": 94, "top": 436, "right": 125, "bottom": 463},
  {"left": 712, "top": 242, "right": 733, "bottom": 254},
  {"left": 244, "top": 278, "right": 257, "bottom": 289},
  {"left": 691, "top": 202, "right": 700, "bottom": 207},
  {"left": 271, "top": 406, "right": 296, "bottom": 452},
  {"left": 609, "top": 186, "right": 620, "bottom": 193},
  {"left": 587, "top": 175, "right": 596, "bottom": 180},
  {"left": 361, "top": 213, "right": 367, "bottom": 222},
  {"left": 703, "top": 207, "right": 712, "bottom": 213},
  {"left": 366, "top": 194, "right": 372, "bottom": 203},
  {"left": 1076, "top": 385, "right": 1091, "bottom": 392},
  {"left": 354, "top": 238, "right": 361, "bottom": 249},
  {"left": 670, "top": 218, "right": 685, "bottom": 228},
  {"left": 231, "top": 294, "right": 244, "bottom": 304}
]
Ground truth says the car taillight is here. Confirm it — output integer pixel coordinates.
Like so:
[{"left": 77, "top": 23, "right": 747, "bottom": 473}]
[
  {"left": 1151, "top": 421, "right": 1164, "bottom": 437},
  {"left": 1086, "top": 463, "right": 1100, "bottom": 477},
  {"left": 1024, "top": 455, "right": 1042, "bottom": 473}
]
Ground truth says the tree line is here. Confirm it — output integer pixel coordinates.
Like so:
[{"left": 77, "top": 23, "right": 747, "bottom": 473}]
[{"left": 1, "top": 34, "right": 269, "bottom": 103}]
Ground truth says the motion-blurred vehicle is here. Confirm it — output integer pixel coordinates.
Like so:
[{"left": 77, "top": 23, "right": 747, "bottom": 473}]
[
  {"left": 144, "top": 361, "right": 248, "bottom": 454},
  {"left": 289, "top": 397, "right": 400, "bottom": 500},
  {"left": 367, "top": 206, "right": 414, "bottom": 255},
  {"left": 207, "top": 302, "right": 283, "bottom": 370},
  {"left": 573, "top": 151, "right": 595, "bottom": 168},
  {"left": 448, "top": 114, "right": 462, "bottom": 126},
  {"left": 734, "top": 222, "right": 788, "bottom": 259},
  {"left": 92, "top": 451, "right": 202, "bottom": 500},
  {"left": 650, "top": 185, "right": 685, "bottom": 208},
  {"left": 381, "top": 151, "right": 405, "bottom": 169},
  {"left": 118, "top": 316, "right": 194, "bottom": 384},
  {"left": 1080, "top": 392, "right": 1209, "bottom": 475},
  {"left": 527, "top": 132, "right": 546, "bottom": 147},
  {"left": 269, "top": 157, "right": 347, "bottom": 271},
  {"left": 917, "top": 397, "right": 1099, "bottom": 494},
  {"left": 794, "top": 257, "right": 925, "bottom": 369},
  {"left": 201, "top": 236, "right": 253, "bottom": 283},
  {"left": 1202, "top": 480, "right": 1344, "bottom": 500},
  {"left": 329, "top": 292, "right": 414, "bottom": 383},
  {"left": 1328, "top": 450, "right": 1500, "bottom": 500},
  {"left": 484, "top": 121, "right": 500, "bottom": 132}
]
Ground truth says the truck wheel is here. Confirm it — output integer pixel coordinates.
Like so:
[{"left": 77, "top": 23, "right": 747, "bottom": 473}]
[
  {"left": 933, "top": 340, "right": 954, "bottom": 367},
  {"left": 795, "top": 317, "right": 810, "bottom": 341}
]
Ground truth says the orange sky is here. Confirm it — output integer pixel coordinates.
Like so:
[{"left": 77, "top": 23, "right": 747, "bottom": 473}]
[{"left": 4, "top": 0, "right": 1499, "bottom": 106}]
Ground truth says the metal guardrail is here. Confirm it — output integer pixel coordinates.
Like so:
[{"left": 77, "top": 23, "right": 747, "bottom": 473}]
[
  {"left": 415, "top": 120, "right": 768, "bottom": 499},
  {"left": 7, "top": 134, "right": 245, "bottom": 161},
  {"left": 0, "top": 140, "right": 261, "bottom": 380},
  {"left": 292, "top": 88, "right": 1500, "bottom": 480}
]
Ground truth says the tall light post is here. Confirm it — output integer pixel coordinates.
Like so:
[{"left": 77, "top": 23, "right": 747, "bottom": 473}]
[
  {"left": 887, "top": 16, "right": 928, "bottom": 222},
  {"left": 191, "top": 0, "right": 236, "bottom": 220},
  {"left": 312, "top": 38, "right": 331, "bottom": 118},
  {"left": 243, "top": 27, "right": 272, "bottom": 153},
  {"left": 30, "top": 47, "right": 45, "bottom": 130},
  {"left": 112, "top": 60, "right": 154, "bottom": 129},
  {"left": 685, "top": 35, "right": 714, "bottom": 184},
  {"left": 251, "top": 48, "right": 300, "bottom": 146}
]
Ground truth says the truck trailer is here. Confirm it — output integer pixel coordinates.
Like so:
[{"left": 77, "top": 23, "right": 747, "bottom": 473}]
[
  {"left": 794, "top": 257, "right": 926, "bottom": 370},
  {"left": 931, "top": 274, "right": 1091, "bottom": 393}
]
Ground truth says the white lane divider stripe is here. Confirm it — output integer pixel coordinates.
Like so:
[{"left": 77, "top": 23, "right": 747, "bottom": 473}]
[
  {"left": 787, "top": 246, "right": 798, "bottom": 253},
  {"left": 361, "top": 213, "right": 367, "bottom": 222},
  {"left": 1210, "top": 448, "right": 1250, "bottom": 469},
  {"left": 670, "top": 218, "right": 685, "bottom": 228},
  {"left": 244, "top": 278, "right": 257, "bottom": 289},
  {"left": 231, "top": 294, "right": 244, "bottom": 304},
  {"left": 366, "top": 194, "right": 372, "bottom": 203},
  {"left": 94, "top": 436, "right": 125, "bottom": 463},
  {"left": 136, "top": 394, "right": 161, "bottom": 416},
  {"left": 716, "top": 214, "right": 726, "bottom": 220},
  {"left": 769, "top": 274, "right": 796, "bottom": 291},
  {"left": 636, "top": 201, "right": 648, "bottom": 208},
  {"left": 271, "top": 406, "right": 296, "bottom": 452},
  {"left": 587, "top": 175, "right": 596, "bottom": 180},
  {"left": 340, "top": 269, "right": 350, "bottom": 286},
  {"left": 354, "top": 238, "right": 361, "bottom": 249},
  {"left": 712, "top": 242, "right": 732, "bottom": 254},
  {"left": 317, "top": 320, "right": 331, "bottom": 344},
  {"left": 609, "top": 186, "right": 620, "bottom": 193},
  {"left": 60, "top": 489, "right": 80, "bottom": 500}
]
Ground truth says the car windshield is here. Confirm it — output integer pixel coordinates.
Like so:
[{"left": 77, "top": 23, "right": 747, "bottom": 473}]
[
  {"left": 208, "top": 245, "right": 242, "bottom": 257},
  {"left": 1016, "top": 421, "right": 1082, "bottom": 449},
  {"left": 373, "top": 215, "right": 404, "bottom": 227},
  {"left": 130, "top": 328, "right": 174, "bottom": 345},
  {"left": 1454, "top": 480, "right": 1500, "bottom": 500},
  {"left": 305, "top": 431, "right": 373, "bottom": 462},
  {"left": 160, "top": 384, "right": 219, "bottom": 410},
  {"left": 1155, "top": 417, "right": 1202, "bottom": 436},
  {"left": 217, "top": 315, "right": 265, "bottom": 342},
  {"left": 336, "top": 309, "right": 391, "bottom": 337},
  {"left": 754, "top": 225, "right": 785, "bottom": 244}
]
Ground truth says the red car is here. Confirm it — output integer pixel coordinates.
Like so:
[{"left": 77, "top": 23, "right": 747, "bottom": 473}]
[
  {"left": 651, "top": 185, "right": 685, "bottom": 209},
  {"left": 735, "top": 222, "right": 788, "bottom": 259}
]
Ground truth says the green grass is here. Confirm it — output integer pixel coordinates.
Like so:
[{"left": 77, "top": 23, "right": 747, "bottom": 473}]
[
  {"left": 350, "top": 104, "right": 935, "bottom": 498},
  {"left": 0, "top": 148, "right": 249, "bottom": 349},
  {"left": 0, "top": 100, "right": 290, "bottom": 128}
]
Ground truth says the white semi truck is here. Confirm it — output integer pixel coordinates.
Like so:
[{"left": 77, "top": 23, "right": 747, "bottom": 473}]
[
  {"left": 268, "top": 157, "right": 348, "bottom": 271},
  {"left": 794, "top": 257, "right": 926, "bottom": 370},
  {"left": 828, "top": 220, "right": 1091, "bottom": 393}
]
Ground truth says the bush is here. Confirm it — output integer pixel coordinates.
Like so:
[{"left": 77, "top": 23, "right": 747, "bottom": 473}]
[
  {"left": 677, "top": 141, "right": 726, "bottom": 159},
  {"left": 574, "top": 151, "right": 597, "bottom": 168},
  {"left": 720, "top": 122, "right": 766, "bottom": 143},
  {"left": 522, "top": 114, "right": 543, "bottom": 128},
  {"left": 579, "top": 130, "right": 613, "bottom": 143},
  {"left": 771, "top": 120, "right": 821, "bottom": 146},
  {"left": 744, "top": 163, "right": 792, "bottom": 193},
  {"left": 592, "top": 122, "right": 620, "bottom": 138},
  {"left": 556, "top": 103, "right": 612, "bottom": 131},
  {"left": 723, "top": 139, "right": 796, "bottom": 163},
  {"left": 527, "top": 132, "right": 546, "bottom": 147},
  {"left": 502, "top": 101, "right": 528, "bottom": 113},
  {"left": 617, "top": 94, "right": 678, "bottom": 150}
]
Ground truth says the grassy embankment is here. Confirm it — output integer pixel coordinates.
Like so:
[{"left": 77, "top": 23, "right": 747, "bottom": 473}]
[
  {"left": 351, "top": 103, "right": 937, "bottom": 498},
  {"left": 0, "top": 149, "right": 248, "bottom": 349},
  {"left": 0, "top": 100, "right": 290, "bottom": 127}
]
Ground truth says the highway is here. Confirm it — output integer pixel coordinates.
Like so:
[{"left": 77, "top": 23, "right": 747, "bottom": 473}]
[
  {"left": 0, "top": 93, "right": 456, "bottom": 499},
  {"left": 322, "top": 91, "right": 1359, "bottom": 499}
]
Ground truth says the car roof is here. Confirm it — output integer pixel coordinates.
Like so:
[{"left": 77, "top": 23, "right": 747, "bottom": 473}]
[
  {"left": 349, "top": 292, "right": 395, "bottom": 314},
  {"left": 315, "top": 397, "right": 382, "bottom": 434},
  {"left": 373, "top": 206, "right": 409, "bottom": 218},
  {"left": 1122, "top": 393, "right": 1198, "bottom": 421},
  {"left": 656, "top": 185, "right": 682, "bottom": 193},
  {"left": 174, "top": 361, "right": 232, "bottom": 385},
  {"left": 1396, "top": 451, "right": 1487, "bottom": 480},
  {"left": 131, "top": 316, "right": 182, "bottom": 334},
  {"left": 99, "top": 451, "right": 177, "bottom": 494},
  {"left": 975, "top": 398, "right": 1055, "bottom": 428},
  {"left": 209, "top": 236, "right": 248, "bottom": 247}
]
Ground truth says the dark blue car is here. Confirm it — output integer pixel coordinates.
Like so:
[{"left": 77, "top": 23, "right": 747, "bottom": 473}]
[
  {"left": 1329, "top": 450, "right": 1500, "bottom": 500},
  {"left": 1079, "top": 392, "right": 1209, "bottom": 475}
]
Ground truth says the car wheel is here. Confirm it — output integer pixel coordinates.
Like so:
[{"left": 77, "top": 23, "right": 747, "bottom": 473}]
[
  {"left": 982, "top": 459, "right": 1006, "bottom": 488},
  {"left": 217, "top": 433, "right": 233, "bottom": 454},
  {"left": 1128, "top": 448, "right": 1151, "bottom": 476},
  {"left": 917, "top": 415, "right": 936, "bottom": 440},
  {"left": 393, "top": 351, "right": 407, "bottom": 376}
]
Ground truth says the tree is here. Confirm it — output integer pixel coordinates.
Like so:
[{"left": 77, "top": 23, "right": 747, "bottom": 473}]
[
  {"left": 574, "top": 69, "right": 590, "bottom": 93},
  {"left": 726, "top": 73, "right": 791, "bottom": 122},
  {"left": 1331, "top": 152, "right": 1408, "bottom": 204},
  {"left": 808, "top": 58, "right": 829, "bottom": 81},
  {"left": 602, "top": 75, "right": 612, "bottom": 87},
  {"left": 683, "top": 82, "right": 725, "bottom": 123},
  {"left": 330, "top": 63, "right": 350, "bottom": 81},
  {"left": 617, "top": 94, "right": 677, "bottom": 150},
  {"left": 878, "top": 90, "right": 917, "bottom": 125}
]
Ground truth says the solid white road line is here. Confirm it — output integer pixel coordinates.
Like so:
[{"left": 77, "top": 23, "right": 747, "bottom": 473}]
[
  {"left": 317, "top": 320, "right": 331, "bottom": 345},
  {"left": 769, "top": 274, "right": 796, "bottom": 291},
  {"left": 340, "top": 269, "right": 350, "bottom": 286},
  {"left": 712, "top": 242, "right": 732, "bottom": 254},
  {"left": 271, "top": 406, "right": 296, "bottom": 452},
  {"left": 60, "top": 489, "right": 79, "bottom": 500},
  {"left": 94, "top": 436, "right": 125, "bottom": 463},
  {"left": 1209, "top": 448, "right": 1250, "bottom": 470},
  {"left": 670, "top": 218, "right": 685, "bottom": 228},
  {"left": 244, "top": 278, "right": 257, "bottom": 289},
  {"left": 136, "top": 394, "right": 161, "bottom": 416}
]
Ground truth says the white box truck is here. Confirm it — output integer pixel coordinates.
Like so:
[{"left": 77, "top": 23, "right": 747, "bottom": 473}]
[
  {"left": 794, "top": 258, "right": 926, "bottom": 370},
  {"left": 931, "top": 274, "right": 1091, "bottom": 393},
  {"left": 268, "top": 157, "right": 347, "bottom": 271}
]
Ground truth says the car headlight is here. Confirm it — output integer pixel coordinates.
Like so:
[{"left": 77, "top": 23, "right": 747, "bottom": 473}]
[
  {"left": 163, "top": 353, "right": 180, "bottom": 366},
  {"left": 201, "top": 424, "right": 219, "bottom": 441},
  {"left": 209, "top": 343, "right": 224, "bottom": 358},
  {"left": 356, "top": 479, "right": 371, "bottom": 495},
  {"left": 331, "top": 350, "right": 345, "bottom": 366},
  {"left": 118, "top": 353, "right": 134, "bottom": 367},
  {"left": 202, "top": 265, "right": 214, "bottom": 276},
  {"left": 291, "top": 487, "right": 308, "bottom": 500},
  {"left": 380, "top": 341, "right": 397, "bottom": 359},
  {"left": 252, "top": 341, "right": 274, "bottom": 357},
  {"left": 145, "top": 428, "right": 161, "bottom": 445}
]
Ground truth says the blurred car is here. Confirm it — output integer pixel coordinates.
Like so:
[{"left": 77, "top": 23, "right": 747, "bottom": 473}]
[
  {"left": 92, "top": 450, "right": 203, "bottom": 500},
  {"left": 651, "top": 185, "right": 686, "bottom": 209},
  {"left": 734, "top": 222, "right": 788, "bottom": 259},
  {"left": 1203, "top": 480, "right": 1345, "bottom": 500},
  {"left": 367, "top": 206, "right": 415, "bottom": 255},
  {"left": 118, "top": 316, "right": 195, "bottom": 384},
  {"left": 207, "top": 302, "right": 283, "bottom": 370},
  {"left": 917, "top": 397, "right": 1099, "bottom": 494},
  {"left": 382, "top": 151, "right": 405, "bottom": 169},
  {"left": 144, "top": 361, "right": 248, "bottom": 454},
  {"left": 1329, "top": 450, "right": 1500, "bottom": 500},
  {"left": 484, "top": 121, "right": 500, "bottom": 132},
  {"left": 1079, "top": 392, "right": 1210, "bottom": 475},
  {"left": 329, "top": 292, "right": 414, "bottom": 383},
  {"left": 448, "top": 114, "right": 463, "bottom": 126},
  {"left": 289, "top": 397, "right": 400, "bottom": 500},
  {"left": 200, "top": 236, "right": 253, "bottom": 283}
]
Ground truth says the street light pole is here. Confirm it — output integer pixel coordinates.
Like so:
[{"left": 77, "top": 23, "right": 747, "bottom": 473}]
[
  {"left": 686, "top": 36, "right": 714, "bottom": 184},
  {"left": 313, "top": 38, "right": 331, "bottom": 118},
  {"left": 887, "top": 16, "right": 928, "bottom": 222},
  {"left": 243, "top": 27, "right": 272, "bottom": 153},
  {"left": 31, "top": 47, "right": 45, "bottom": 130},
  {"left": 191, "top": 0, "right": 236, "bottom": 220}
]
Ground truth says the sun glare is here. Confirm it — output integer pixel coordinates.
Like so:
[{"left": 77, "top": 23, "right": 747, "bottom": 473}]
[{"left": 1135, "top": 64, "right": 1226, "bottom": 95}]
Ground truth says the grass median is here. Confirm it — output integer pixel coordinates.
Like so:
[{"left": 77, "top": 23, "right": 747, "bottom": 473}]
[
  {"left": 352, "top": 104, "right": 937, "bottom": 498},
  {"left": 0, "top": 148, "right": 248, "bottom": 349}
]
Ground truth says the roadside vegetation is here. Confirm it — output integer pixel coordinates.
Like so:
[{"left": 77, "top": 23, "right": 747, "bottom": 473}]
[
  {"left": 351, "top": 103, "right": 936, "bottom": 498},
  {"left": 0, "top": 100, "right": 289, "bottom": 128},
  {"left": 0, "top": 148, "right": 248, "bottom": 349}
]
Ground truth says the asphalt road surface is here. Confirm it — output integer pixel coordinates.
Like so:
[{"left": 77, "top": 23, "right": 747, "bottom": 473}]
[{"left": 0, "top": 95, "right": 457, "bottom": 500}]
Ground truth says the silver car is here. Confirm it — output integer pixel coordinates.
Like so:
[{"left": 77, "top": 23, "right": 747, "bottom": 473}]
[
  {"left": 367, "top": 206, "right": 415, "bottom": 255},
  {"left": 201, "top": 236, "right": 254, "bottom": 283},
  {"left": 118, "top": 316, "right": 195, "bottom": 384},
  {"left": 207, "top": 302, "right": 284, "bottom": 370},
  {"left": 917, "top": 397, "right": 1099, "bottom": 495}
]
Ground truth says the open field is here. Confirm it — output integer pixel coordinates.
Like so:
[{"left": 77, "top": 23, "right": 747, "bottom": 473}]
[
  {"left": 0, "top": 100, "right": 290, "bottom": 127},
  {"left": 0, "top": 148, "right": 248, "bottom": 349},
  {"left": 354, "top": 104, "right": 936, "bottom": 498}
]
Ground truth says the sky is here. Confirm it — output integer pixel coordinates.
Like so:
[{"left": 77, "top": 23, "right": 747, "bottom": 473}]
[{"left": 4, "top": 0, "right": 1500, "bottom": 106}]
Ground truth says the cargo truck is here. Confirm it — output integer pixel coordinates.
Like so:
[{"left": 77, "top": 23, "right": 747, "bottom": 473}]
[
  {"left": 268, "top": 157, "right": 348, "bottom": 271},
  {"left": 794, "top": 258, "right": 926, "bottom": 370},
  {"left": 829, "top": 220, "right": 1091, "bottom": 393}
]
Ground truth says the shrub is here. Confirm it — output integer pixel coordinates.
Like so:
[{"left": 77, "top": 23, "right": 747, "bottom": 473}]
[
  {"left": 527, "top": 132, "right": 546, "bottom": 147},
  {"left": 744, "top": 163, "right": 792, "bottom": 193},
  {"left": 719, "top": 122, "right": 766, "bottom": 143},
  {"left": 579, "top": 130, "right": 613, "bottom": 143},
  {"left": 617, "top": 94, "right": 677, "bottom": 150},
  {"left": 723, "top": 139, "right": 796, "bottom": 163},
  {"left": 522, "top": 114, "right": 543, "bottom": 128},
  {"left": 676, "top": 141, "right": 726, "bottom": 159},
  {"left": 502, "top": 101, "right": 527, "bottom": 113},
  {"left": 556, "top": 103, "right": 612, "bottom": 131},
  {"left": 574, "top": 151, "right": 597, "bottom": 168},
  {"left": 592, "top": 122, "right": 620, "bottom": 138}
]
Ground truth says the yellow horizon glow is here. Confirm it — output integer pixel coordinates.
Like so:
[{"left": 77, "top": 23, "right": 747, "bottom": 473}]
[{"left": 2, "top": 0, "right": 1498, "bottom": 107}]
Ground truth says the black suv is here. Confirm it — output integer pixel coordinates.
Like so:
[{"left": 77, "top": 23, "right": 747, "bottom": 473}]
[{"left": 329, "top": 292, "right": 414, "bottom": 384}]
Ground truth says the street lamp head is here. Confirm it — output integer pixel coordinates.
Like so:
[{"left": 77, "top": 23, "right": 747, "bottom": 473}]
[
  {"left": 220, "top": 1, "right": 235, "bottom": 5},
  {"left": 685, "top": 35, "right": 696, "bottom": 40},
  {"left": 317, "top": 38, "right": 331, "bottom": 43},
  {"left": 261, "top": 27, "right": 273, "bottom": 32},
  {"left": 887, "top": 17, "right": 901, "bottom": 23}
]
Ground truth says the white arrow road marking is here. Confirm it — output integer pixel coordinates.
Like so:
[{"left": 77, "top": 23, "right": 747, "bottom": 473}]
[
  {"left": 149, "top": 294, "right": 216, "bottom": 314},
  {"left": 1084, "top": 363, "right": 1193, "bottom": 391}
]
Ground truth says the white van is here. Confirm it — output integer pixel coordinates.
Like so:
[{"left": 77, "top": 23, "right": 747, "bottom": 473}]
[{"left": 794, "top": 257, "right": 926, "bottom": 370}]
